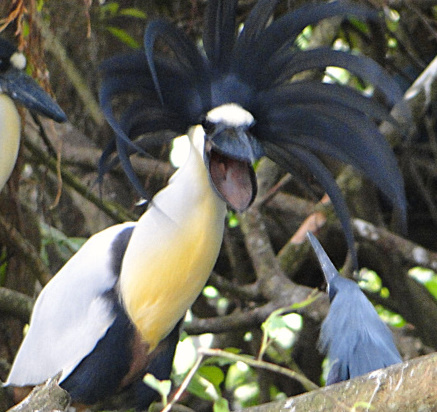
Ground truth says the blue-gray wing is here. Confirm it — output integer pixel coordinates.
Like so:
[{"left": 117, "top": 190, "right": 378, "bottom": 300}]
[{"left": 320, "top": 279, "right": 402, "bottom": 385}]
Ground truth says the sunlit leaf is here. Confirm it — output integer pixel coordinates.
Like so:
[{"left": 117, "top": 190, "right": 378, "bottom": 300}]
[
  {"left": 214, "top": 397, "right": 230, "bottom": 412},
  {"left": 227, "top": 211, "right": 239, "bottom": 228},
  {"left": 106, "top": 26, "right": 140, "bottom": 48},
  {"left": 120, "top": 8, "right": 147, "bottom": 19},
  {"left": 376, "top": 305, "right": 406, "bottom": 328},
  {"left": 425, "top": 278, "right": 437, "bottom": 299},
  {"left": 203, "top": 285, "right": 219, "bottom": 298},
  {"left": 143, "top": 374, "right": 171, "bottom": 405},
  {"left": 262, "top": 313, "right": 288, "bottom": 339},
  {"left": 225, "top": 362, "right": 253, "bottom": 390},
  {"left": 100, "top": 2, "right": 119, "bottom": 17},
  {"left": 198, "top": 365, "right": 225, "bottom": 388},
  {"left": 188, "top": 373, "right": 219, "bottom": 401},
  {"left": 234, "top": 382, "right": 259, "bottom": 407}
]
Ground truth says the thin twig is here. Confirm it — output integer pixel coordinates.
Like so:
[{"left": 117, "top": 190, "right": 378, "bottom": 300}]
[
  {"left": 161, "top": 353, "right": 204, "bottom": 412},
  {"left": 0, "top": 214, "right": 51, "bottom": 286},
  {"left": 24, "top": 137, "right": 137, "bottom": 223},
  {"left": 198, "top": 347, "right": 319, "bottom": 392},
  {"left": 33, "top": 16, "right": 105, "bottom": 127}
]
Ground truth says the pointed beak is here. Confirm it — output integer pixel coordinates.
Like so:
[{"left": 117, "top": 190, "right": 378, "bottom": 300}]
[
  {"left": 0, "top": 67, "right": 67, "bottom": 122},
  {"left": 205, "top": 127, "right": 262, "bottom": 212},
  {"left": 306, "top": 232, "right": 339, "bottom": 284}
]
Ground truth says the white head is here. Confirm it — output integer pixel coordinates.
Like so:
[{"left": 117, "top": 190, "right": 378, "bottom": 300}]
[
  {"left": 10, "top": 51, "right": 26, "bottom": 70},
  {"left": 205, "top": 103, "right": 254, "bottom": 128}
]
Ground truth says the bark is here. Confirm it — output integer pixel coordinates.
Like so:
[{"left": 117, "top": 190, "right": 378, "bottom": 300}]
[
  {"left": 241, "top": 352, "right": 437, "bottom": 412},
  {"left": 6, "top": 374, "right": 70, "bottom": 412}
]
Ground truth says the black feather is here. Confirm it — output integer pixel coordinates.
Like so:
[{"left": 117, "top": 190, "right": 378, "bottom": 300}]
[
  {"left": 99, "top": 0, "right": 407, "bottom": 256},
  {"left": 203, "top": 0, "right": 238, "bottom": 71},
  {"left": 265, "top": 142, "right": 358, "bottom": 267},
  {"left": 268, "top": 48, "right": 402, "bottom": 105},
  {"left": 234, "top": 0, "right": 279, "bottom": 50},
  {"left": 144, "top": 19, "right": 210, "bottom": 112}
]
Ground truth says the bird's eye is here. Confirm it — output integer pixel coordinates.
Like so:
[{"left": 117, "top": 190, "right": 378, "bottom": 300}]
[{"left": 202, "top": 118, "right": 216, "bottom": 135}]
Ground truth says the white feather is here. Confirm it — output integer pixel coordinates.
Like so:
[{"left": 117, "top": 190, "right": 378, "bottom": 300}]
[
  {"left": 10, "top": 52, "right": 26, "bottom": 71},
  {"left": 5, "top": 222, "right": 135, "bottom": 387},
  {"left": 206, "top": 103, "right": 254, "bottom": 127}
]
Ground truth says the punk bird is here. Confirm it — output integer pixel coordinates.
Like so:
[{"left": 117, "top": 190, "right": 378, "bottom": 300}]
[
  {"left": 307, "top": 232, "right": 402, "bottom": 385},
  {"left": 5, "top": 125, "right": 226, "bottom": 409},
  {"left": 6, "top": 0, "right": 406, "bottom": 409},
  {"left": 99, "top": 0, "right": 407, "bottom": 267},
  {"left": 0, "top": 38, "right": 66, "bottom": 191}
]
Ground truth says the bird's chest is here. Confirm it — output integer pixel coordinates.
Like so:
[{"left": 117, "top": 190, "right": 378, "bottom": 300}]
[
  {"left": 119, "top": 188, "right": 226, "bottom": 350},
  {"left": 0, "top": 95, "right": 21, "bottom": 188}
]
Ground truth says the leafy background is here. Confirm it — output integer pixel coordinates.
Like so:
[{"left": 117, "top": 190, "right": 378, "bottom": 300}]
[{"left": 1, "top": 0, "right": 437, "bottom": 410}]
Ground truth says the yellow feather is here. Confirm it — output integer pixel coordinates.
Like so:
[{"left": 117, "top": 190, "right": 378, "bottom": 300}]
[
  {"left": 120, "top": 125, "right": 227, "bottom": 350},
  {"left": 0, "top": 94, "right": 20, "bottom": 191}
]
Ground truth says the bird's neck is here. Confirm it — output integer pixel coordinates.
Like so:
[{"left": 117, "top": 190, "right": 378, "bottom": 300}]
[
  {"left": 120, "top": 126, "right": 227, "bottom": 351},
  {"left": 0, "top": 94, "right": 21, "bottom": 190}
]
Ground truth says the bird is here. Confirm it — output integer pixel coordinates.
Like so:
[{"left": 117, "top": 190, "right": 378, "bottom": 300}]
[
  {"left": 0, "top": 37, "right": 67, "bottom": 191},
  {"left": 6, "top": 0, "right": 406, "bottom": 409},
  {"left": 99, "top": 0, "right": 407, "bottom": 268},
  {"left": 5, "top": 221, "right": 185, "bottom": 409},
  {"left": 307, "top": 231, "right": 402, "bottom": 385}
]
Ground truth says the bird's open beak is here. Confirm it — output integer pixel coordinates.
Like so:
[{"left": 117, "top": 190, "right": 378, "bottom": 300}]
[
  {"left": 0, "top": 68, "right": 67, "bottom": 122},
  {"left": 205, "top": 128, "right": 262, "bottom": 212}
]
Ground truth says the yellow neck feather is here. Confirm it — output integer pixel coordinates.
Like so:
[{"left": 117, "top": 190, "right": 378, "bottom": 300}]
[
  {"left": 120, "top": 125, "right": 227, "bottom": 350},
  {"left": 0, "top": 95, "right": 20, "bottom": 191}
]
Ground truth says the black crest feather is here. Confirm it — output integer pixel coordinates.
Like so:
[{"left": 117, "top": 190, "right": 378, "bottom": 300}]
[{"left": 99, "top": 0, "right": 406, "bottom": 262}]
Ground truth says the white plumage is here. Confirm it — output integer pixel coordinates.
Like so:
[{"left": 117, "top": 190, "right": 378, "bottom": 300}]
[
  {"left": 6, "top": 125, "right": 228, "bottom": 398},
  {"left": 6, "top": 222, "right": 135, "bottom": 386}
]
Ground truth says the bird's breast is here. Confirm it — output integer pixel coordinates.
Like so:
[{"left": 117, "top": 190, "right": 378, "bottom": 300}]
[
  {"left": 0, "top": 94, "right": 21, "bottom": 190},
  {"left": 119, "top": 159, "right": 227, "bottom": 351}
]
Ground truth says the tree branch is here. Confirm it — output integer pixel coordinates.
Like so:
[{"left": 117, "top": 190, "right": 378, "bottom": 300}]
[
  {"left": 24, "top": 136, "right": 137, "bottom": 223},
  {"left": 0, "top": 288, "right": 33, "bottom": 322},
  {"left": 0, "top": 214, "right": 51, "bottom": 286},
  {"left": 241, "top": 352, "right": 437, "bottom": 412},
  {"left": 6, "top": 374, "right": 70, "bottom": 412},
  {"left": 34, "top": 16, "right": 105, "bottom": 127}
]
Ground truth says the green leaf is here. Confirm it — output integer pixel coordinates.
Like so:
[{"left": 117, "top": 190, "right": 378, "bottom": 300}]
[
  {"left": 227, "top": 211, "right": 239, "bottom": 228},
  {"left": 100, "top": 2, "right": 119, "bottom": 18},
  {"left": 225, "top": 362, "right": 253, "bottom": 390},
  {"left": 119, "top": 8, "right": 147, "bottom": 19},
  {"left": 37, "top": 0, "right": 45, "bottom": 12},
  {"left": 143, "top": 374, "right": 171, "bottom": 405},
  {"left": 105, "top": 27, "right": 140, "bottom": 49},
  {"left": 425, "top": 278, "right": 437, "bottom": 299},
  {"left": 198, "top": 365, "right": 225, "bottom": 388},
  {"left": 188, "top": 373, "right": 220, "bottom": 401},
  {"left": 0, "top": 247, "right": 8, "bottom": 286},
  {"left": 352, "top": 401, "right": 374, "bottom": 411},
  {"left": 213, "top": 397, "right": 230, "bottom": 412},
  {"left": 188, "top": 366, "right": 224, "bottom": 402}
]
